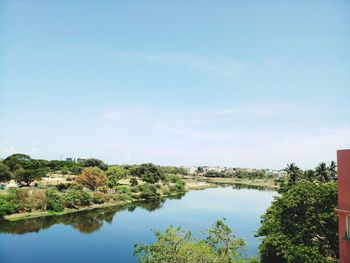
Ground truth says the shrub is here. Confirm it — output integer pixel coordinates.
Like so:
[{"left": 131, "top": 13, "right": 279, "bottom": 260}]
[
  {"left": 169, "top": 181, "right": 186, "bottom": 193},
  {"left": 115, "top": 185, "right": 130, "bottom": 194},
  {"left": 130, "top": 177, "right": 138, "bottom": 186},
  {"left": 0, "top": 190, "right": 19, "bottom": 218},
  {"left": 139, "top": 184, "right": 159, "bottom": 200},
  {"left": 106, "top": 166, "right": 129, "bottom": 188},
  {"left": 92, "top": 192, "right": 108, "bottom": 204},
  {"left": 16, "top": 188, "right": 46, "bottom": 211},
  {"left": 46, "top": 188, "right": 64, "bottom": 212},
  {"left": 63, "top": 190, "right": 92, "bottom": 208}
]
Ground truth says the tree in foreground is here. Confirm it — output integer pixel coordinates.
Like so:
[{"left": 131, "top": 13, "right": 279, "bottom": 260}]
[
  {"left": 134, "top": 220, "right": 251, "bottom": 263},
  {"left": 76, "top": 167, "right": 107, "bottom": 191},
  {"left": 257, "top": 181, "right": 338, "bottom": 262}
]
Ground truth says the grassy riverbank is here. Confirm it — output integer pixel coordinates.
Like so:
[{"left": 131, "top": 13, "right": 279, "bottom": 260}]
[
  {"left": 2, "top": 178, "right": 277, "bottom": 222},
  {"left": 3, "top": 191, "right": 186, "bottom": 222}
]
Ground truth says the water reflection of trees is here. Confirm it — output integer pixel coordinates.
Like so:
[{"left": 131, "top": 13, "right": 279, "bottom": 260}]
[{"left": 0, "top": 192, "right": 186, "bottom": 235}]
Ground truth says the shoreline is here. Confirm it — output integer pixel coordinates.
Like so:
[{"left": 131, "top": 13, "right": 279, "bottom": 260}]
[
  {"left": 3, "top": 178, "right": 277, "bottom": 222},
  {"left": 184, "top": 176, "right": 278, "bottom": 190}
]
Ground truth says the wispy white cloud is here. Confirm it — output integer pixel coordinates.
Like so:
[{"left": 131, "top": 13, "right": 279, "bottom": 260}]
[
  {"left": 99, "top": 50, "right": 242, "bottom": 77},
  {"left": 98, "top": 104, "right": 350, "bottom": 168}
]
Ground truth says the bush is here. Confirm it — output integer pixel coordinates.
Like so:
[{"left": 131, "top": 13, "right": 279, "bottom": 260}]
[
  {"left": 0, "top": 190, "right": 19, "bottom": 218},
  {"left": 92, "top": 192, "right": 108, "bottom": 204},
  {"left": 139, "top": 184, "right": 159, "bottom": 200},
  {"left": 169, "top": 181, "right": 186, "bottom": 193},
  {"left": 106, "top": 166, "right": 129, "bottom": 188},
  {"left": 63, "top": 190, "right": 92, "bottom": 208},
  {"left": 46, "top": 188, "right": 64, "bottom": 212},
  {"left": 129, "top": 164, "right": 164, "bottom": 184},
  {"left": 16, "top": 188, "right": 46, "bottom": 211},
  {"left": 130, "top": 177, "right": 138, "bottom": 186}
]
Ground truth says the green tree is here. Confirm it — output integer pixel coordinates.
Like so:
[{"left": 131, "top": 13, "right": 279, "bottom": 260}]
[
  {"left": 106, "top": 166, "right": 129, "bottom": 188},
  {"left": 130, "top": 164, "right": 164, "bottom": 184},
  {"left": 3, "top": 153, "right": 32, "bottom": 171},
  {"left": 46, "top": 188, "right": 64, "bottom": 212},
  {"left": 257, "top": 181, "right": 338, "bottom": 263},
  {"left": 0, "top": 163, "right": 12, "bottom": 183},
  {"left": 139, "top": 184, "right": 159, "bottom": 199},
  {"left": 83, "top": 158, "right": 108, "bottom": 171},
  {"left": 0, "top": 190, "right": 19, "bottom": 218},
  {"left": 76, "top": 167, "right": 107, "bottom": 191},
  {"left": 285, "top": 163, "right": 301, "bottom": 185},
  {"left": 134, "top": 220, "right": 247, "bottom": 263},
  {"left": 315, "top": 162, "right": 329, "bottom": 182},
  {"left": 303, "top": 169, "right": 316, "bottom": 182},
  {"left": 14, "top": 168, "right": 46, "bottom": 186}
]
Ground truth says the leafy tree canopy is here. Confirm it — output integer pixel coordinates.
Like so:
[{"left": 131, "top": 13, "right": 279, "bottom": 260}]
[
  {"left": 3, "top": 153, "right": 32, "bottom": 171},
  {"left": 77, "top": 167, "right": 107, "bottom": 191},
  {"left": 14, "top": 168, "right": 46, "bottom": 186},
  {"left": 257, "top": 181, "right": 338, "bottom": 263},
  {"left": 83, "top": 158, "right": 108, "bottom": 171},
  {"left": 106, "top": 166, "right": 129, "bottom": 188},
  {"left": 129, "top": 163, "right": 164, "bottom": 184},
  {"left": 134, "top": 220, "right": 249, "bottom": 263},
  {"left": 0, "top": 163, "right": 12, "bottom": 183}
]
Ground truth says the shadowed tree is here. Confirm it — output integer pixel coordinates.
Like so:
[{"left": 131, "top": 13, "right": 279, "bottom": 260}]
[{"left": 0, "top": 163, "right": 12, "bottom": 183}]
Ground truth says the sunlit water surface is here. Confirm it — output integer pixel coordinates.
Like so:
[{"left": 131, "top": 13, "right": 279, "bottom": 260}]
[{"left": 0, "top": 186, "right": 276, "bottom": 262}]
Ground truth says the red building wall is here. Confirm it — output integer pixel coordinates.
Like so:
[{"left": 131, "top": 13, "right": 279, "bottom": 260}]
[{"left": 337, "top": 149, "right": 350, "bottom": 263}]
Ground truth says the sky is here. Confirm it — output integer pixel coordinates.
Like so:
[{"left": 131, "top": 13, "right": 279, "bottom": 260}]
[{"left": 1, "top": 0, "right": 350, "bottom": 169}]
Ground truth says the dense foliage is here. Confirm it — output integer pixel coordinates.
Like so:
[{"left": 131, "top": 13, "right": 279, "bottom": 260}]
[
  {"left": 0, "top": 163, "right": 11, "bottom": 183},
  {"left": 83, "top": 158, "right": 108, "bottom": 171},
  {"left": 134, "top": 220, "right": 250, "bottom": 263},
  {"left": 77, "top": 167, "right": 107, "bottom": 191},
  {"left": 0, "top": 154, "right": 188, "bottom": 220},
  {"left": 258, "top": 162, "right": 338, "bottom": 263},
  {"left": 129, "top": 163, "right": 165, "bottom": 184}
]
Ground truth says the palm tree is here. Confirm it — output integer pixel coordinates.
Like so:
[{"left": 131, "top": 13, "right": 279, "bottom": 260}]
[
  {"left": 285, "top": 163, "right": 301, "bottom": 185},
  {"left": 328, "top": 161, "right": 337, "bottom": 180},
  {"left": 315, "top": 162, "right": 329, "bottom": 182}
]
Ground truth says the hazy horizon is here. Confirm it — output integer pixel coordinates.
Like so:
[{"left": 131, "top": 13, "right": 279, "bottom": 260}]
[{"left": 1, "top": 1, "right": 350, "bottom": 169}]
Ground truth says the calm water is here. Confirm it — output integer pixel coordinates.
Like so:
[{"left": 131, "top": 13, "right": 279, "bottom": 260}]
[{"left": 0, "top": 186, "right": 276, "bottom": 263}]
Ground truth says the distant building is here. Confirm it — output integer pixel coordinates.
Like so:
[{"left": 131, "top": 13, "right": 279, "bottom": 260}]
[{"left": 66, "top": 157, "right": 73, "bottom": 162}]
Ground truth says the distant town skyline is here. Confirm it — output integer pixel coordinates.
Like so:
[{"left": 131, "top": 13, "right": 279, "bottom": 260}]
[{"left": 1, "top": 1, "right": 350, "bottom": 169}]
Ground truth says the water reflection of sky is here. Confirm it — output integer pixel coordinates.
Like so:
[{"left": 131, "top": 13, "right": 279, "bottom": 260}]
[{"left": 0, "top": 186, "right": 276, "bottom": 263}]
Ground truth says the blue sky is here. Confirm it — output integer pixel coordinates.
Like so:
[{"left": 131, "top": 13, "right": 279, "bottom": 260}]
[{"left": 1, "top": 0, "right": 349, "bottom": 169}]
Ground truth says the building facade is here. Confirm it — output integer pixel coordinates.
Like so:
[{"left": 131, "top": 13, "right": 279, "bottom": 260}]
[{"left": 337, "top": 149, "right": 350, "bottom": 263}]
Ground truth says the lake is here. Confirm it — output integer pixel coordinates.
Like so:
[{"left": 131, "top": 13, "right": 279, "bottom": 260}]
[{"left": 0, "top": 185, "right": 276, "bottom": 262}]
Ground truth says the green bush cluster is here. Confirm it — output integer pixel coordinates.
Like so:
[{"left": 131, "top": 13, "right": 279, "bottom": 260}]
[
  {"left": 0, "top": 190, "right": 20, "bottom": 218},
  {"left": 46, "top": 188, "right": 64, "bottom": 212},
  {"left": 63, "top": 190, "right": 92, "bottom": 208},
  {"left": 139, "top": 184, "right": 159, "bottom": 200}
]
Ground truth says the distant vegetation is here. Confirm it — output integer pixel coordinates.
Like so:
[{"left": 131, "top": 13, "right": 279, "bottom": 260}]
[
  {"left": 0, "top": 154, "right": 187, "bottom": 219},
  {"left": 0, "top": 153, "right": 339, "bottom": 262}
]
